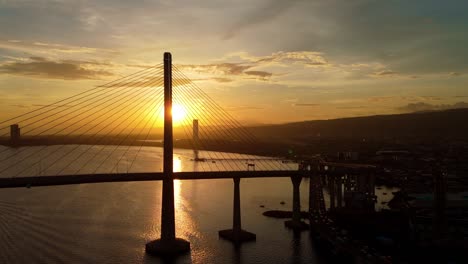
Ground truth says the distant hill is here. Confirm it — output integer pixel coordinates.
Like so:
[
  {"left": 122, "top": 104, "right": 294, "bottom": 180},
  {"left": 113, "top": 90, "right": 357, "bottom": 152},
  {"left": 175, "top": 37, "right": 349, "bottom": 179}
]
[{"left": 246, "top": 108, "right": 468, "bottom": 143}]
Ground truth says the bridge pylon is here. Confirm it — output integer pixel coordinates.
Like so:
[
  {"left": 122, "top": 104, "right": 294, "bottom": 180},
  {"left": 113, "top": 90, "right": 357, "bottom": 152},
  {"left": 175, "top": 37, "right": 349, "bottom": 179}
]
[
  {"left": 193, "top": 119, "right": 201, "bottom": 161},
  {"left": 145, "top": 52, "right": 190, "bottom": 257}
]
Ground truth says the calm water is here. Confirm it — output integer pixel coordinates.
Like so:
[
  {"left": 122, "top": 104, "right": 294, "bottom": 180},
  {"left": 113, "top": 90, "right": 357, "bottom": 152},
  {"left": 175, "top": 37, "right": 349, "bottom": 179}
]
[{"left": 0, "top": 146, "right": 395, "bottom": 263}]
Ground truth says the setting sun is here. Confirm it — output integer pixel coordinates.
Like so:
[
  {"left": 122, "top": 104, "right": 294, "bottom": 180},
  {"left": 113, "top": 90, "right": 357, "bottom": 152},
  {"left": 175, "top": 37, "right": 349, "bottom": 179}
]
[{"left": 172, "top": 104, "right": 187, "bottom": 124}]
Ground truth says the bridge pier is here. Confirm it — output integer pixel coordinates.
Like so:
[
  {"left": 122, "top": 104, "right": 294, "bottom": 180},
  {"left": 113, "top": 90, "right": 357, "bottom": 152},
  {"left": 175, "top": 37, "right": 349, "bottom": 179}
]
[
  {"left": 146, "top": 52, "right": 190, "bottom": 257},
  {"left": 329, "top": 175, "right": 336, "bottom": 210},
  {"left": 285, "top": 174, "right": 308, "bottom": 231},
  {"left": 219, "top": 177, "right": 256, "bottom": 244},
  {"left": 193, "top": 119, "right": 201, "bottom": 161},
  {"left": 336, "top": 176, "right": 343, "bottom": 208}
]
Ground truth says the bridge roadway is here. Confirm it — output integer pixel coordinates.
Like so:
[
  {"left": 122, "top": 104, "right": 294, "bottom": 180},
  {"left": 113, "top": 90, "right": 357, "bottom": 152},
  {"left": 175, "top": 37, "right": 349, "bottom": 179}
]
[
  {"left": 0, "top": 170, "right": 307, "bottom": 189},
  {"left": 0, "top": 161, "right": 377, "bottom": 189}
]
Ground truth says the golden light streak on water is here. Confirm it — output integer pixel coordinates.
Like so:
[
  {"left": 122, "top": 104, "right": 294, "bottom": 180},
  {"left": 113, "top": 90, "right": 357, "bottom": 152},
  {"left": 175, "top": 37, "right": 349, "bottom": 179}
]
[{"left": 172, "top": 154, "right": 203, "bottom": 256}]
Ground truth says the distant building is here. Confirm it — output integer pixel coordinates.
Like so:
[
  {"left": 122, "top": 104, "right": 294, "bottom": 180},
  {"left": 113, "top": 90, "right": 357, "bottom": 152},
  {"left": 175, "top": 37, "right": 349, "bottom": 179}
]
[
  {"left": 376, "top": 150, "right": 411, "bottom": 161},
  {"left": 337, "top": 151, "right": 359, "bottom": 161},
  {"left": 409, "top": 191, "right": 468, "bottom": 242}
]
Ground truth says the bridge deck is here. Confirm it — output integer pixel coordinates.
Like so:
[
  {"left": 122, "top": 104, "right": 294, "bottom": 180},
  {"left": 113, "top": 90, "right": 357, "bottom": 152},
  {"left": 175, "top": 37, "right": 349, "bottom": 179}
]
[
  {"left": 0, "top": 170, "right": 306, "bottom": 189},
  {"left": 0, "top": 161, "right": 376, "bottom": 189}
]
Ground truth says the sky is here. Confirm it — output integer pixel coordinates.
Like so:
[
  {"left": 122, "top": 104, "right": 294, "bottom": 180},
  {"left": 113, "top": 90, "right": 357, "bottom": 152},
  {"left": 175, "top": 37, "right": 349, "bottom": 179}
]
[{"left": 0, "top": 0, "right": 468, "bottom": 124}]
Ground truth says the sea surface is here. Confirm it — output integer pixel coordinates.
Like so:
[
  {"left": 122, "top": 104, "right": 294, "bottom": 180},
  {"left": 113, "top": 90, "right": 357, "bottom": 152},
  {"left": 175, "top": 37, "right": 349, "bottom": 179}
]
[{"left": 0, "top": 146, "right": 397, "bottom": 264}]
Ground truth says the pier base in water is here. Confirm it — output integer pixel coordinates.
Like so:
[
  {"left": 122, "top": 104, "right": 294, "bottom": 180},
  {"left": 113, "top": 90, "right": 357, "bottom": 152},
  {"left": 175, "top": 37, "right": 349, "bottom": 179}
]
[
  {"left": 145, "top": 238, "right": 190, "bottom": 257},
  {"left": 219, "top": 229, "right": 256, "bottom": 244},
  {"left": 285, "top": 175, "right": 308, "bottom": 231},
  {"left": 284, "top": 219, "right": 309, "bottom": 231}
]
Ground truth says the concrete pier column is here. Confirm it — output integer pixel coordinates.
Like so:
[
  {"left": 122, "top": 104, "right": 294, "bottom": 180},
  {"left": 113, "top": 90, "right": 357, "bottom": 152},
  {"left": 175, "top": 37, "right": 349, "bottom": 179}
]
[
  {"left": 193, "top": 119, "right": 200, "bottom": 161},
  {"left": 336, "top": 176, "right": 343, "bottom": 208},
  {"left": 367, "top": 172, "right": 376, "bottom": 212},
  {"left": 329, "top": 175, "right": 335, "bottom": 210},
  {"left": 285, "top": 174, "right": 308, "bottom": 231},
  {"left": 292, "top": 175, "right": 302, "bottom": 223},
  {"left": 308, "top": 171, "right": 314, "bottom": 216},
  {"left": 146, "top": 52, "right": 190, "bottom": 257},
  {"left": 233, "top": 177, "right": 242, "bottom": 233},
  {"left": 219, "top": 177, "right": 256, "bottom": 244}
]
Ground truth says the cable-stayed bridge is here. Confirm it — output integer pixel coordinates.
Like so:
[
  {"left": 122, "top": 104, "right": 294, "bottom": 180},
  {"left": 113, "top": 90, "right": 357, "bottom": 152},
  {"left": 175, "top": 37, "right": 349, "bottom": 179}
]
[{"left": 0, "top": 53, "right": 377, "bottom": 257}]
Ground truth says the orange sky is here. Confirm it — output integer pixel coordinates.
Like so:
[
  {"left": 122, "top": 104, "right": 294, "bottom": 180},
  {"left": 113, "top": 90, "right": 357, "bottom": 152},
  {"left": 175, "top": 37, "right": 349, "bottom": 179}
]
[{"left": 1, "top": 0, "right": 468, "bottom": 124}]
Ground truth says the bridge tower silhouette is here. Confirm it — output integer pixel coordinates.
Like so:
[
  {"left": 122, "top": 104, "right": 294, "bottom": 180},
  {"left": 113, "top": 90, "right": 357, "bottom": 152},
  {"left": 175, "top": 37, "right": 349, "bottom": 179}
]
[{"left": 145, "top": 53, "right": 190, "bottom": 256}]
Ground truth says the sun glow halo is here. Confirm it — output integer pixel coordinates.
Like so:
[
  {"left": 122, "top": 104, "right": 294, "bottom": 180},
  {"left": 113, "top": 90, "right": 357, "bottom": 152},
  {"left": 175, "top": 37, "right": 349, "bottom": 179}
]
[{"left": 172, "top": 104, "right": 187, "bottom": 124}]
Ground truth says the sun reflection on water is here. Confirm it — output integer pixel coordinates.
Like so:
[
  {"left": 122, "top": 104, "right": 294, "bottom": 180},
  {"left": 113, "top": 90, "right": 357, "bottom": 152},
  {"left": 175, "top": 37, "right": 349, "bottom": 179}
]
[
  {"left": 173, "top": 156, "right": 200, "bottom": 243},
  {"left": 173, "top": 156, "right": 182, "bottom": 173},
  {"left": 174, "top": 155, "right": 182, "bottom": 214}
]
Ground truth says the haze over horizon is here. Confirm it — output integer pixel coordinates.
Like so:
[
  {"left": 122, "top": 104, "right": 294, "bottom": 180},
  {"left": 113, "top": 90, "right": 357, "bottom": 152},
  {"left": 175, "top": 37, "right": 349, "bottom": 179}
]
[{"left": 1, "top": 0, "right": 468, "bottom": 124}]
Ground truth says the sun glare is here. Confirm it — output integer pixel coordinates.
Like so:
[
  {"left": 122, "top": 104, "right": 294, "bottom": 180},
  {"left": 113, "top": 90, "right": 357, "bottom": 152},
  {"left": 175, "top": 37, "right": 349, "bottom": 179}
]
[{"left": 172, "top": 104, "right": 187, "bottom": 124}]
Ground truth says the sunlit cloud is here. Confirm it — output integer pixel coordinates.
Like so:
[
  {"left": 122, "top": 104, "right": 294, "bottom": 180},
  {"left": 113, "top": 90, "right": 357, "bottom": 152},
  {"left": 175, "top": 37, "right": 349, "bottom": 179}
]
[
  {"left": 244, "top": 70, "right": 272, "bottom": 80},
  {"left": 223, "top": 0, "right": 302, "bottom": 39},
  {"left": 0, "top": 39, "right": 117, "bottom": 56},
  {"left": 225, "top": 105, "right": 264, "bottom": 111},
  {"left": 449, "top": 72, "right": 463, "bottom": 77},
  {"left": 398, "top": 102, "right": 468, "bottom": 113},
  {"left": 293, "top": 103, "right": 319, "bottom": 107},
  {"left": 0, "top": 57, "right": 114, "bottom": 80},
  {"left": 372, "top": 70, "right": 399, "bottom": 77}
]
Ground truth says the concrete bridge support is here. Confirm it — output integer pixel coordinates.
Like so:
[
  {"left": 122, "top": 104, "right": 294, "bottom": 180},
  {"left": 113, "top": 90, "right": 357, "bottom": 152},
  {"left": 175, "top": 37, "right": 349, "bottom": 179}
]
[
  {"left": 336, "top": 176, "right": 343, "bottom": 208},
  {"left": 219, "top": 177, "right": 256, "bottom": 244},
  {"left": 146, "top": 52, "right": 190, "bottom": 257},
  {"left": 329, "top": 175, "right": 336, "bottom": 210},
  {"left": 193, "top": 119, "right": 200, "bottom": 161},
  {"left": 285, "top": 174, "right": 308, "bottom": 230}
]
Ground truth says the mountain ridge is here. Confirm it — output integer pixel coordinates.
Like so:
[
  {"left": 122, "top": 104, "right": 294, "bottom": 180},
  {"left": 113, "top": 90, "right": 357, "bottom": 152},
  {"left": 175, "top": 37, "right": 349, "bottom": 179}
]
[{"left": 246, "top": 108, "right": 468, "bottom": 142}]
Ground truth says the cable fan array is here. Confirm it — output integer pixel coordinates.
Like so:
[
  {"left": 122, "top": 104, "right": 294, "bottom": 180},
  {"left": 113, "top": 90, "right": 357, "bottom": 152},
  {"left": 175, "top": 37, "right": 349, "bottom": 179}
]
[
  {"left": 170, "top": 65, "right": 290, "bottom": 172},
  {"left": 0, "top": 64, "right": 294, "bottom": 178}
]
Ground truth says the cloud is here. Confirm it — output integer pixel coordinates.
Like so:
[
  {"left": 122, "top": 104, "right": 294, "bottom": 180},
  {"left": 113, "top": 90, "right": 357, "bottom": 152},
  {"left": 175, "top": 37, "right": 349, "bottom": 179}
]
[
  {"left": 244, "top": 70, "right": 272, "bottom": 80},
  {"left": 367, "top": 96, "right": 396, "bottom": 102},
  {"left": 0, "top": 39, "right": 116, "bottom": 55},
  {"left": 9, "top": 104, "right": 30, "bottom": 109},
  {"left": 336, "top": 106, "right": 366, "bottom": 109},
  {"left": 178, "top": 51, "right": 329, "bottom": 83},
  {"left": 294, "top": 103, "right": 319, "bottom": 107},
  {"left": 420, "top": 96, "right": 442, "bottom": 101},
  {"left": 183, "top": 77, "right": 234, "bottom": 83},
  {"left": 178, "top": 62, "right": 273, "bottom": 82},
  {"left": 0, "top": 57, "right": 113, "bottom": 80},
  {"left": 232, "top": 51, "right": 329, "bottom": 67},
  {"left": 449, "top": 72, "right": 463, "bottom": 77},
  {"left": 223, "top": 0, "right": 302, "bottom": 39},
  {"left": 211, "top": 77, "right": 233, "bottom": 83},
  {"left": 372, "top": 70, "right": 398, "bottom": 77},
  {"left": 180, "top": 63, "right": 252, "bottom": 75},
  {"left": 398, "top": 102, "right": 468, "bottom": 113},
  {"left": 225, "top": 106, "right": 264, "bottom": 111}
]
